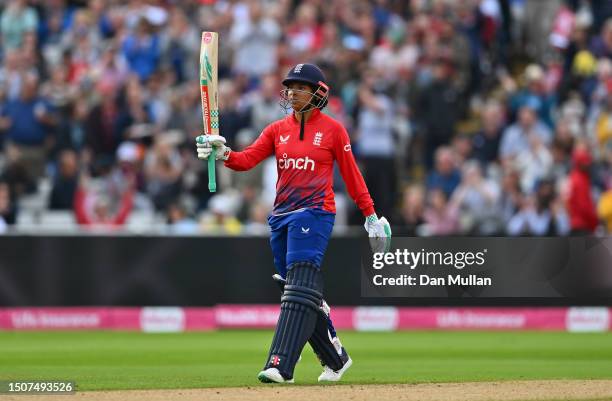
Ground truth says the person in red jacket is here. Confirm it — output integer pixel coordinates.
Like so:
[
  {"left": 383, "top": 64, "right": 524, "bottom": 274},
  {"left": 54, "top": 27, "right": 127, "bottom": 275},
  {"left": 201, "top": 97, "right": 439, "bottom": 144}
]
[
  {"left": 196, "top": 63, "right": 391, "bottom": 384},
  {"left": 73, "top": 174, "right": 134, "bottom": 227},
  {"left": 567, "top": 145, "right": 599, "bottom": 234}
]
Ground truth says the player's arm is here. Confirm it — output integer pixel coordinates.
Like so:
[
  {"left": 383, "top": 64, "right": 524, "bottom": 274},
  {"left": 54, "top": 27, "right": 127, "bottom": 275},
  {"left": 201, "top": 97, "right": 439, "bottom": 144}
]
[
  {"left": 196, "top": 123, "right": 276, "bottom": 171},
  {"left": 333, "top": 124, "right": 391, "bottom": 251}
]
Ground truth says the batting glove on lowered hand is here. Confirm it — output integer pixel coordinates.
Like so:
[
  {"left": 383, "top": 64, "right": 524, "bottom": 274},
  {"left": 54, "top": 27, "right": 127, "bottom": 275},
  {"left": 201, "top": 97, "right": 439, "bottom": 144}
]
[
  {"left": 364, "top": 214, "right": 392, "bottom": 253},
  {"left": 196, "top": 134, "right": 231, "bottom": 161}
]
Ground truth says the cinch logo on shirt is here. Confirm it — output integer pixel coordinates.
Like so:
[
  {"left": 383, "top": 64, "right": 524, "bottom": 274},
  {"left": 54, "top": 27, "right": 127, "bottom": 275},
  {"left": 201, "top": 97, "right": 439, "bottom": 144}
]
[{"left": 278, "top": 153, "right": 315, "bottom": 171}]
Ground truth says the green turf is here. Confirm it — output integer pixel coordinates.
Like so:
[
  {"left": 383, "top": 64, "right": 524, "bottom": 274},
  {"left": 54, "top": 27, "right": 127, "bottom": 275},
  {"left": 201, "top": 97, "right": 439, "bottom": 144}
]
[{"left": 0, "top": 330, "right": 611, "bottom": 390}]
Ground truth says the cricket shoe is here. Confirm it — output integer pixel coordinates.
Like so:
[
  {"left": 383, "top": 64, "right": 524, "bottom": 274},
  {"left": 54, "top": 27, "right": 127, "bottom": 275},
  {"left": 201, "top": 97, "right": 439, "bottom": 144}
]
[
  {"left": 257, "top": 368, "right": 294, "bottom": 384},
  {"left": 318, "top": 338, "right": 352, "bottom": 382}
]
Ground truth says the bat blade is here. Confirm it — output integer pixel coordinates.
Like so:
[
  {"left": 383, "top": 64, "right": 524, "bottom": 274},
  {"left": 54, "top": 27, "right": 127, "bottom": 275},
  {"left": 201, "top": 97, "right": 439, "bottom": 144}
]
[
  {"left": 200, "top": 31, "right": 219, "bottom": 192},
  {"left": 200, "top": 31, "right": 219, "bottom": 136}
]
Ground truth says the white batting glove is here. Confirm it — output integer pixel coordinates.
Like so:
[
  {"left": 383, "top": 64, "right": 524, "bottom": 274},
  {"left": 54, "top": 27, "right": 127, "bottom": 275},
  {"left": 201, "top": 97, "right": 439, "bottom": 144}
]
[
  {"left": 364, "top": 214, "right": 392, "bottom": 253},
  {"left": 196, "top": 135, "right": 231, "bottom": 161}
]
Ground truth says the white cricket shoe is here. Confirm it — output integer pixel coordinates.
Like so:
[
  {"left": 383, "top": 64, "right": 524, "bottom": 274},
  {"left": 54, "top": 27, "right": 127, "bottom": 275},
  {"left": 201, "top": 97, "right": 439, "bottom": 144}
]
[
  {"left": 257, "top": 368, "right": 294, "bottom": 384},
  {"left": 318, "top": 357, "right": 352, "bottom": 382}
]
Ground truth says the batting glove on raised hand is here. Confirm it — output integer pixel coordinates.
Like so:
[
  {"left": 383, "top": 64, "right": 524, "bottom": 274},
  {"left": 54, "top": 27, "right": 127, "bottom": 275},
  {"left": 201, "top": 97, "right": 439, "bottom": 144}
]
[
  {"left": 364, "top": 214, "right": 392, "bottom": 253},
  {"left": 196, "top": 134, "right": 231, "bottom": 161}
]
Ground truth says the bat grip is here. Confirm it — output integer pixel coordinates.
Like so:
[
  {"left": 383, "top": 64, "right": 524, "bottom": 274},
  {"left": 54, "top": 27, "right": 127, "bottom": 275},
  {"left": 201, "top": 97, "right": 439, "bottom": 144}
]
[{"left": 208, "top": 148, "right": 217, "bottom": 193}]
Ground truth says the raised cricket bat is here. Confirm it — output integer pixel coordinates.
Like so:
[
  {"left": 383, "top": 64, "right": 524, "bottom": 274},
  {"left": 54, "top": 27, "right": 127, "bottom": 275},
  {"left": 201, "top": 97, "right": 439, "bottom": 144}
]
[{"left": 199, "top": 31, "right": 219, "bottom": 193}]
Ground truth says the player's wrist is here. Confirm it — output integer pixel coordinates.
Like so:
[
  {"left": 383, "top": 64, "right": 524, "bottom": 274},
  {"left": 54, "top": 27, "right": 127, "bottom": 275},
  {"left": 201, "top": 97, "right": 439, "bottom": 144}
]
[{"left": 366, "top": 214, "right": 378, "bottom": 224}]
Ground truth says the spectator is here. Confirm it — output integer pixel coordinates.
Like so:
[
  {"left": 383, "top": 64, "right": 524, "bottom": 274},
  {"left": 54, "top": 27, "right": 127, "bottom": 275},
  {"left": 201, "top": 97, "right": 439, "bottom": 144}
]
[
  {"left": 588, "top": 80, "right": 612, "bottom": 156},
  {"left": 121, "top": 18, "right": 160, "bottom": 82},
  {"left": 417, "top": 60, "right": 461, "bottom": 169},
  {"left": 598, "top": 188, "right": 612, "bottom": 233},
  {"left": 422, "top": 187, "right": 460, "bottom": 236},
  {"left": 243, "top": 200, "right": 271, "bottom": 235},
  {"left": 247, "top": 73, "right": 285, "bottom": 135},
  {"left": 508, "top": 64, "right": 556, "bottom": 128},
  {"left": 217, "top": 80, "right": 250, "bottom": 147},
  {"left": 166, "top": 200, "right": 198, "bottom": 235},
  {"left": 590, "top": 18, "right": 612, "bottom": 59},
  {"left": 144, "top": 136, "right": 182, "bottom": 211},
  {"left": 73, "top": 173, "right": 134, "bottom": 227},
  {"left": 229, "top": 0, "right": 281, "bottom": 79},
  {"left": 566, "top": 145, "right": 599, "bottom": 234},
  {"left": 499, "top": 102, "right": 552, "bottom": 165},
  {"left": 507, "top": 178, "right": 570, "bottom": 236},
  {"left": 355, "top": 69, "right": 397, "bottom": 219},
  {"left": 472, "top": 100, "right": 505, "bottom": 164},
  {"left": 425, "top": 146, "right": 461, "bottom": 198},
  {"left": 450, "top": 160, "right": 500, "bottom": 234},
  {"left": 85, "top": 83, "right": 123, "bottom": 160},
  {"left": 200, "top": 193, "right": 242, "bottom": 235},
  {"left": 450, "top": 134, "right": 473, "bottom": 166},
  {"left": 0, "top": 0, "right": 38, "bottom": 50},
  {"left": 285, "top": 3, "right": 323, "bottom": 63},
  {"left": 497, "top": 168, "right": 524, "bottom": 225},
  {"left": 514, "top": 127, "right": 554, "bottom": 193},
  {"left": 393, "top": 185, "right": 425, "bottom": 236},
  {"left": 0, "top": 181, "right": 16, "bottom": 232},
  {"left": 1, "top": 74, "right": 55, "bottom": 179},
  {"left": 0, "top": 50, "right": 28, "bottom": 100},
  {"left": 49, "top": 149, "right": 79, "bottom": 210},
  {"left": 160, "top": 7, "right": 198, "bottom": 84}
]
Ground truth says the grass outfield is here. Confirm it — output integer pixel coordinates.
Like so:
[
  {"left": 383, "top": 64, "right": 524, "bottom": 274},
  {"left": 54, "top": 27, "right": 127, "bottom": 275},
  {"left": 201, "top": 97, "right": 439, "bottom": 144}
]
[{"left": 0, "top": 330, "right": 611, "bottom": 391}]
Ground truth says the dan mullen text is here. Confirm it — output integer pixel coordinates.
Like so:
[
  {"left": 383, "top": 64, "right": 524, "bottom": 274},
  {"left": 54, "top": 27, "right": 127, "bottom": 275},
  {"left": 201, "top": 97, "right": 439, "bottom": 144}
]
[{"left": 371, "top": 249, "right": 492, "bottom": 287}]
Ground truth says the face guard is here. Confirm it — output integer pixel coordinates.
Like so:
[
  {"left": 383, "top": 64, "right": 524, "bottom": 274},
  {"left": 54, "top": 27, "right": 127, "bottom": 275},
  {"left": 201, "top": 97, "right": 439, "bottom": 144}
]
[{"left": 279, "top": 81, "right": 329, "bottom": 114}]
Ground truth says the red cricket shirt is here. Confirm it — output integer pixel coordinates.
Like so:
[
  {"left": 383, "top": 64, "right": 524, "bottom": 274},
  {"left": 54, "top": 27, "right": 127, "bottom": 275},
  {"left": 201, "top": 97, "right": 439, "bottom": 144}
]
[{"left": 224, "top": 109, "right": 375, "bottom": 216}]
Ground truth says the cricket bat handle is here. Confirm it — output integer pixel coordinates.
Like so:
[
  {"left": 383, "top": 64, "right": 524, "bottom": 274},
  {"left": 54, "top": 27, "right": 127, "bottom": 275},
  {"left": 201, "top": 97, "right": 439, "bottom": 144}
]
[{"left": 208, "top": 148, "right": 217, "bottom": 192}]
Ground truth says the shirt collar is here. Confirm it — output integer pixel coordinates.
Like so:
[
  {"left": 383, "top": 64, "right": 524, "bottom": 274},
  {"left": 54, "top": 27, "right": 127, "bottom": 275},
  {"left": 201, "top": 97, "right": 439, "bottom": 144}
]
[{"left": 288, "top": 108, "right": 322, "bottom": 126}]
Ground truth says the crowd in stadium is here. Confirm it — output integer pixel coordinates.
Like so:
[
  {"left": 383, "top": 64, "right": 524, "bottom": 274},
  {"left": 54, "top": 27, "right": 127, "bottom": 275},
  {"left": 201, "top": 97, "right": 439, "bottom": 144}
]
[{"left": 1, "top": 0, "right": 612, "bottom": 236}]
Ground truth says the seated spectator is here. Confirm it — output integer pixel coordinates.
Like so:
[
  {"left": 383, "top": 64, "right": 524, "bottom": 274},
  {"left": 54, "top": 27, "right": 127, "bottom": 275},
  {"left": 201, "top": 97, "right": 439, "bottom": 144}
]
[
  {"left": 49, "top": 149, "right": 79, "bottom": 210},
  {"left": 166, "top": 200, "right": 198, "bottom": 235},
  {"left": 0, "top": 143, "right": 36, "bottom": 198},
  {"left": 598, "top": 188, "right": 612, "bottom": 233},
  {"left": 393, "top": 184, "right": 425, "bottom": 236},
  {"left": 507, "top": 178, "right": 570, "bottom": 236},
  {"left": 497, "top": 168, "right": 524, "bottom": 224},
  {"left": 425, "top": 146, "right": 461, "bottom": 198},
  {"left": 450, "top": 160, "right": 500, "bottom": 234},
  {"left": 200, "top": 193, "right": 242, "bottom": 235},
  {"left": 144, "top": 136, "right": 182, "bottom": 211},
  {"left": 450, "top": 134, "right": 473, "bottom": 166},
  {"left": 243, "top": 200, "right": 271, "bottom": 235},
  {"left": 0, "top": 181, "right": 16, "bottom": 232},
  {"left": 499, "top": 102, "right": 552, "bottom": 166},
  {"left": 422, "top": 187, "right": 460, "bottom": 236},
  {"left": 514, "top": 128, "right": 553, "bottom": 193}
]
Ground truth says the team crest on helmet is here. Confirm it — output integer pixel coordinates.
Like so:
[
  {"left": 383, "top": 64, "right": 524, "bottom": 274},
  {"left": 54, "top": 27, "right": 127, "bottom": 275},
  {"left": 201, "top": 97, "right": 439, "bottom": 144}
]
[{"left": 293, "top": 64, "right": 304, "bottom": 73}]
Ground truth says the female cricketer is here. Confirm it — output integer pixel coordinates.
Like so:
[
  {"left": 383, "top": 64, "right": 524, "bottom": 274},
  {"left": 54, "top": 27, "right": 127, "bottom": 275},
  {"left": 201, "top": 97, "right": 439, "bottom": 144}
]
[{"left": 196, "top": 63, "right": 391, "bottom": 383}]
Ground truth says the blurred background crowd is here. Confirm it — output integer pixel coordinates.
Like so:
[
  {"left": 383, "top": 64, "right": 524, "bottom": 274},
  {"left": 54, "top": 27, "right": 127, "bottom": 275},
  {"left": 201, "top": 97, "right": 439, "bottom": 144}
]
[{"left": 1, "top": 0, "right": 612, "bottom": 236}]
